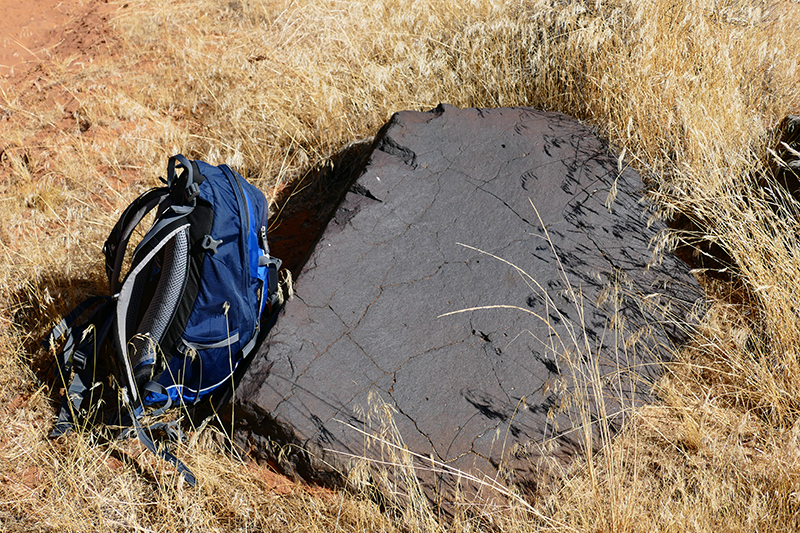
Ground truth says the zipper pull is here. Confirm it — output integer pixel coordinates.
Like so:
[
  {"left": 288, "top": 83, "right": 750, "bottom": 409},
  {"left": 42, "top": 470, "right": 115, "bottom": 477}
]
[{"left": 259, "top": 225, "right": 268, "bottom": 251}]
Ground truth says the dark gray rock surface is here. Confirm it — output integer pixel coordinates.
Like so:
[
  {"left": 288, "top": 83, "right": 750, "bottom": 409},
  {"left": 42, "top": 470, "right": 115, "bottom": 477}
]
[{"left": 235, "top": 104, "right": 703, "bottom": 499}]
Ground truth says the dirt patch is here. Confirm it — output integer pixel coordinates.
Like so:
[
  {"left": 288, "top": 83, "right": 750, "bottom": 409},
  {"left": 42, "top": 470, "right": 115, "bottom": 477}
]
[
  {"left": 247, "top": 462, "right": 297, "bottom": 495},
  {"left": 0, "top": 0, "right": 121, "bottom": 166},
  {"left": 0, "top": 0, "right": 120, "bottom": 136},
  {"left": 0, "top": 0, "right": 117, "bottom": 78},
  {"left": 0, "top": 0, "right": 75, "bottom": 76},
  {"left": 0, "top": 0, "right": 143, "bottom": 259}
]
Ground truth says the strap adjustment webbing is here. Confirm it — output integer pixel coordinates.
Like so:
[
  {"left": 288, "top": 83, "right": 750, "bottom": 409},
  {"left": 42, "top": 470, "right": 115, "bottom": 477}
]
[{"left": 120, "top": 389, "right": 197, "bottom": 486}]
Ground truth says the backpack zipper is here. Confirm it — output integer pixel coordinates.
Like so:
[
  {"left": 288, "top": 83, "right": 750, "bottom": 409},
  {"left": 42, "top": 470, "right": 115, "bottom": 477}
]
[
  {"left": 221, "top": 165, "right": 249, "bottom": 234},
  {"left": 220, "top": 165, "right": 256, "bottom": 333}
]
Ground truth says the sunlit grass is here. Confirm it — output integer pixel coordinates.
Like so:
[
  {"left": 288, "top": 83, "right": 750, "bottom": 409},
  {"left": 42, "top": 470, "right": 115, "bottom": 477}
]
[{"left": 2, "top": 0, "right": 800, "bottom": 530}]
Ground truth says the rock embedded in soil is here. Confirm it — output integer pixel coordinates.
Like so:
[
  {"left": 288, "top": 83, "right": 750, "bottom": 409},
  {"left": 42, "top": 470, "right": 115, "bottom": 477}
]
[{"left": 235, "top": 104, "right": 704, "bottom": 501}]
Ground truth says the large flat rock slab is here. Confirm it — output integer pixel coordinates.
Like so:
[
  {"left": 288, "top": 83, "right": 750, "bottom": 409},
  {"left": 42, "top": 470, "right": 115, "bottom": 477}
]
[{"left": 235, "top": 104, "right": 703, "bottom": 499}]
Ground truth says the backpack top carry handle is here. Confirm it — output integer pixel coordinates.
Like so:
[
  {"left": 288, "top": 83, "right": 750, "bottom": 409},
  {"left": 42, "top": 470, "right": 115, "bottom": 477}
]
[{"left": 104, "top": 155, "right": 202, "bottom": 295}]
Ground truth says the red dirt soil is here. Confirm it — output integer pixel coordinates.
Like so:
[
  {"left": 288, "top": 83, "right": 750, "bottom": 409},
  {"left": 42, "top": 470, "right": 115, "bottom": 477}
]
[
  {"left": 0, "top": 0, "right": 119, "bottom": 161},
  {"left": 0, "top": 0, "right": 113, "bottom": 78}
]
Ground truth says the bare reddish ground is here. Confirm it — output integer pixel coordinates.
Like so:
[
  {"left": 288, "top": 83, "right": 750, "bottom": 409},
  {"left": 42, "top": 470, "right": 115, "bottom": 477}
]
[
  {"left": 0, "top": 0, "right": 73, "bottom": 76},
  {"left": 0, "top": 0, "right": 119, "bottom": 165},
  {"left": 0, "top": 0, "right": 146, "bottom": 257},
  {"left": 0, "top": 0, "right": 114, "bottom": 78},
  {"left": 0, "top": 0, "right": 326, "bottom": 276}
]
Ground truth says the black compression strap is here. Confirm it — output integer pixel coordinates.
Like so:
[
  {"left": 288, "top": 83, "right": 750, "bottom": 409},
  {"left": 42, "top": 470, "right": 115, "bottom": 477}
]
[{"left": 120, "top": 391, "right": 197, "bottom": 487}]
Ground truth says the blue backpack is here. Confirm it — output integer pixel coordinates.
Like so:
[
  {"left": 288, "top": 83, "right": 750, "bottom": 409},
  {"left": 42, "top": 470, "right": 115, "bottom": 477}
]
[{"left": 48, "top": 155, "right": 282, "bottom": 485}]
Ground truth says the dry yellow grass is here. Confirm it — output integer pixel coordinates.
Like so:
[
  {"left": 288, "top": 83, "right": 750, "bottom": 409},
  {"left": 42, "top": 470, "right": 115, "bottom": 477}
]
[{"left": 3, "top": 0, "right": 800, "bottom": 530}]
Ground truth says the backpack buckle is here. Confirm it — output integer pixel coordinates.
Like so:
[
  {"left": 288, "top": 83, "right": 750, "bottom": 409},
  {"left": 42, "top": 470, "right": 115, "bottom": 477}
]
[
  {"left": 201, "top": 234, "right": 223, "bottom": 254},
  {"left": 72, "top": 346, "right": 88, "bottom": 371},
  {"left": 185, "top": 182, "right": 200, "bottom": 203}
]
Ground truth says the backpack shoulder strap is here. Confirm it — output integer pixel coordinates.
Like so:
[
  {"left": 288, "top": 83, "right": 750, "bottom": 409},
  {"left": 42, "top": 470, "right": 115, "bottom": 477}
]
[
  {"left": 120, "top": 391, "right": 197, "bottom": 486},
  {"left": 104, "top": 187, "right": 171, "bottom": 294},
  {"left": 104, "top": 154, "right": 207, "bottom": 294}
]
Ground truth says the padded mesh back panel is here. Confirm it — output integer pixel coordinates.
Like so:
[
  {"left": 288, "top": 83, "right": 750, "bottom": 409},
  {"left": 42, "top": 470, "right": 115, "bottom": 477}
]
[{"left": 129, "top": 229, "right": 189, "bottom": 371}]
